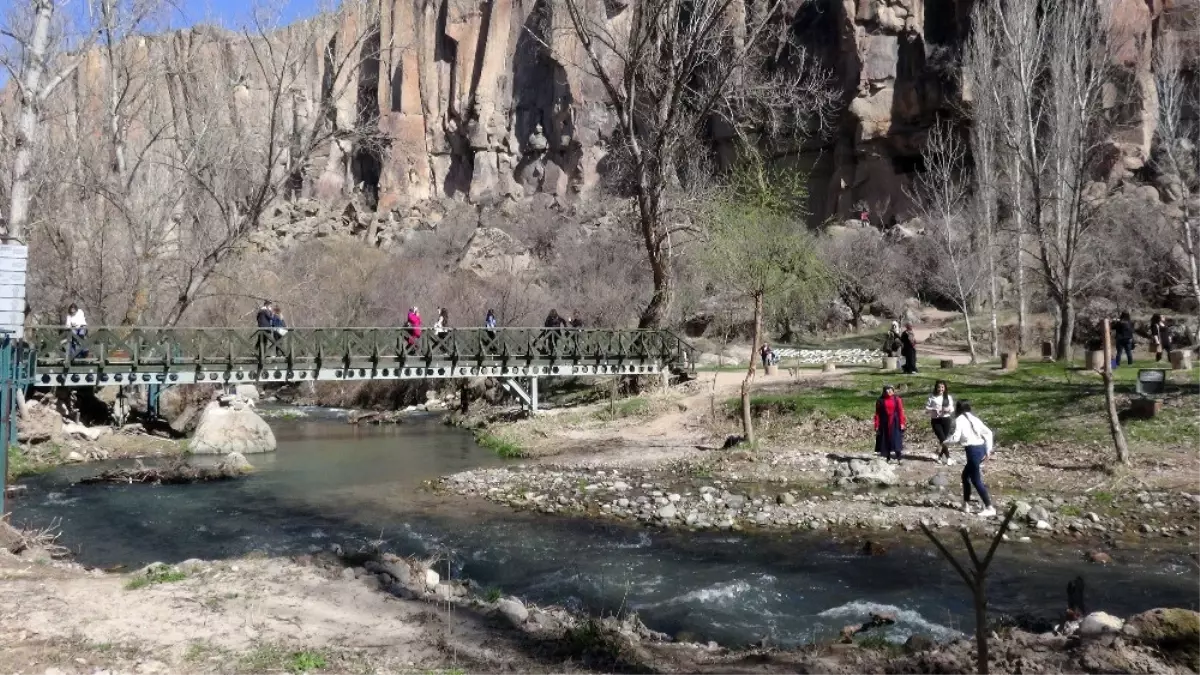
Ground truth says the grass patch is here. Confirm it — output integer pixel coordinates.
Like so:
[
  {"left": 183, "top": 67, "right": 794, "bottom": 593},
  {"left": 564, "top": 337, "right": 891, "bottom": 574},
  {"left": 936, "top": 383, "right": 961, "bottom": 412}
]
[
  {"left": 484, "top": 586, "right": 503, "bottom": 603},
  {"left": 1059, "top": 504, "right": 1083, "bottom": 517},
  {"left": 734, "top": 361, "right": 1198, "bottom": 447},
  {"left": 855, "top": 634, "right": 905, "bottom": 655},
  {"left": 124, "top": 564, "right": 188, "bottom": 590},
  {"left": 7, "top": 444, "right": 58, "bottom": 479},
  {"left": 475, "top": 431, "right": 525, "bottom": 459},
  {"left": 595, "top": 396, "right": 651, "bottom": 421},
  {"left": 1091, "top": 491, "right": 1116, "bottom": 506},
  {"left": 287, "top": 650, "right": 327, "bottom": 674}
]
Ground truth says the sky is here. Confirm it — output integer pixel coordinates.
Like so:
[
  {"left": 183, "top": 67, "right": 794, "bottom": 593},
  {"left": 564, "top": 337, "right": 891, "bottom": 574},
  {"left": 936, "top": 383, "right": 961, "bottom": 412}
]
[
  {"left": 0, "top": 0, "right": 330, "bottom": 87},
  {"left": 162, "top": 0, "right": 327, "bottom": 30}
]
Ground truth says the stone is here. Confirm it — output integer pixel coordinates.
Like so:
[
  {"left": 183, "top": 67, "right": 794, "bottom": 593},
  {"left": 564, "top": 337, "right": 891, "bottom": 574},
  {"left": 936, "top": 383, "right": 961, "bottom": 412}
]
[
  {"left": 1079, "top": 611, "right": 1125, "bottom": 636},
  {"left": 1088, "top": 551, "right": 1113, "bottom": 564},
  {"left": 1123, "top": 608, "right": 1200, "bottom": 651},
  {"left": 17, "top": 404, "right": 62, "bottom": 444},
  {"left": 905, "top": 634, "right": 935, "bottom": 653},
  {"left": 217, "top": 452, "right": 254, "bottom": 474},
  {"left": 778, "top": 493, "right": 796, "bottom": 505},
  {"left": 456, "top": 227, "right": 533, "bottom": 279},
  {"left": 497, "top": 598, "right": 529, "bottom": 625},
  {"left": 929, "top": 473, "right": 949, "bottom": 488},
  {"left": 189, "top": 400, "right": 277, "bottom": 455},
  {"left": 1036, "top": 520, "right": 1052, "bottom": 530},
  {"left": 657, "top": 504, "right": 678, "bottom": 520},
  {"left": 233, "top": 384, "right": 260, "bottom": 401},
  {"left": 424, "top": 568, "right": 440, "bottom": 589},
  {"left": 1013, "top": 501, "right": 1032, "bottom": 519},
  {"left": 65, "top": 451, "right": 85, "bottom": 463},
  {"left": 62, "top": 423, "right": 107, "bottom": 442},
  {"left": 1028, "top": 506, "right": 1050, "bottom": 523}
]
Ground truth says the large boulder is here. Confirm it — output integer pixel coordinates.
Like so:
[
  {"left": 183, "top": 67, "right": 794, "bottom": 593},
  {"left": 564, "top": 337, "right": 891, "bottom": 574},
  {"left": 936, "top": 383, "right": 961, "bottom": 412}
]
[
  {"left": 1124, "top": 608, "right": 1200, "bottom": 670},
  {"left": 456, "top": 227, "right": 533, "bottom": 279},
  {"left": 17, "top": 402, "right": 62, "bottom": 444},
  {"left": 833, "top": 457, "right": 899, "bottom": 486},
  {"left": 189, "top": 398, "right": 276, "bottom": 455}
]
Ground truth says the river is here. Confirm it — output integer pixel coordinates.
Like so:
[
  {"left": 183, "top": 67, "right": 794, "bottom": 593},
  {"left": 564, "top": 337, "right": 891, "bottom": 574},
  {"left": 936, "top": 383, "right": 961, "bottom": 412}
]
[{"left": 8, "top": 410, "right": 1197, "bottom": 648}]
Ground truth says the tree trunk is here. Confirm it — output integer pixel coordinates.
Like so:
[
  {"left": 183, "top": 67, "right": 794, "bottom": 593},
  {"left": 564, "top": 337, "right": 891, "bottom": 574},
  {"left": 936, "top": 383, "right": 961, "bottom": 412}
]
[
  {"left": 974, "top": 582, "right": 990, "bottom": 674},
  {"left": 1182, "top": 207, "right": 1200, "bottom": 344},
  {"left": 1101, "top": 318, "right": 1130, "bottom": 465},
  {"left": 5, "top": 0, "right": 57, "bottom": 244},
  {"left": 987, "top": 241, "right": 1000, "bottom": 358},
  {"left": 1056, "top": 295, "right": 1075, "bottom": 362},
  {"left": 740, "top": 291, "right": 763, "bottom": 445},
  {"left": 636, "top": 177, "right": 673, "bottom": 329},
  {"left": 963, "top": 309, "right": 979, "bottom": 364}
]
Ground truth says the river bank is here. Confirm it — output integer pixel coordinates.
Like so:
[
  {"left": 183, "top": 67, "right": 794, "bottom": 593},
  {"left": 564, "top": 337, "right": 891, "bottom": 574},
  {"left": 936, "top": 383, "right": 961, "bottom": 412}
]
[
  {"left": 450, "top": 364, "right": 1200, "bottom": 543},
  {"left": 3, "top": 520, "right": 1197, "bottom": 675}
]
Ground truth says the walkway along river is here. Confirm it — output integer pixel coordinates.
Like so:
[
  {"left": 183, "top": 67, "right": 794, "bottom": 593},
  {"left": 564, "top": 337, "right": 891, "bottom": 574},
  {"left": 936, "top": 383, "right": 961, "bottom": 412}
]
[{"left": 8, "top": 410, "right": 1197, "bottom": 648}]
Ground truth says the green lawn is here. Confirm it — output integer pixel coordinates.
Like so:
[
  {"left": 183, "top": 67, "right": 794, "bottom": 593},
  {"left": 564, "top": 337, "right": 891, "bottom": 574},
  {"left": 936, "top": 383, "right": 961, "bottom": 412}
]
[{"left": 736, "top": 360, "right": 1199, "bottom": 447}]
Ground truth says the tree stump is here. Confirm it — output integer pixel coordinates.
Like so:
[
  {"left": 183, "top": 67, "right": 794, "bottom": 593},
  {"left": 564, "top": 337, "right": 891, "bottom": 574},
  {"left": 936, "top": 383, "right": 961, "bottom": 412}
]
[
  {"left": 823, "top": 363, "right": 836, "bottom": 373},
  {"left": 939, "top": 359, "right": 954, "bottom": 369},
  {"left": 1001, "top": 352, "right": 1018, "bottom": 371},
  {"left": 1169, "top": 350, "right": 1193, "bottom": 371},
  {"left": 882, "top": 357, "right": 899, "bottom": 371},
  {"left": 764, "top": 364, "right": 778, "bottom": 376},
  {"left": 1086, "top": 350, "right": 1106, "bottom": 371},
  {"left": 1129, "top": 397, "right": 1162, "bottom": 419}
]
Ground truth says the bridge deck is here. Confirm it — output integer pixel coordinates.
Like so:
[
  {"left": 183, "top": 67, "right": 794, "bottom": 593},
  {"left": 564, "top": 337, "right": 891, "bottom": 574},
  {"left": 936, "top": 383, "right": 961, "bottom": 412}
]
[{"left": 27, "top": 327, "right": 697, "bottom": 387}]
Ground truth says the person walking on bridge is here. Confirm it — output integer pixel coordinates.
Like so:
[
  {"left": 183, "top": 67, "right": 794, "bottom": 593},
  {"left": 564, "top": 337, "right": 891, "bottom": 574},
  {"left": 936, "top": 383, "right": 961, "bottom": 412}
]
[
  {"left": 270, "top": 303, "right": 288, "bottom": 356},
  {"left": 405, "top": 307, "right": 422, "bottom": 352},
  {"left": 256, "top": 300, "right": 275, "bottom": 358}
]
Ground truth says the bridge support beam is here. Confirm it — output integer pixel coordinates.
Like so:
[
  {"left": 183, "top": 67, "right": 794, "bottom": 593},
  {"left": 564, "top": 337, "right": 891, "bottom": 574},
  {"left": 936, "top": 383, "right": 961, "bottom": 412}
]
[{"left": 503, "top": 377, "right": 539, "bottom": 414}]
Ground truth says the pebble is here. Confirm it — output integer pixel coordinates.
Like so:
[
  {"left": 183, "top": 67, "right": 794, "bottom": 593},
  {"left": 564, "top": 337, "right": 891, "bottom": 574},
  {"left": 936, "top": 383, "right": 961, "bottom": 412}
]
[{"left": 1036, "top": 520, "right": 1051, "bottom": 530}]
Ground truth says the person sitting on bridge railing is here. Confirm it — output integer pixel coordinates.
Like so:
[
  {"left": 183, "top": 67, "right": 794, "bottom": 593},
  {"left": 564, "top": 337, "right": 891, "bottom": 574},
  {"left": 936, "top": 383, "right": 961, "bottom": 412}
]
[
  {"left": 568, "top": 311, "right": 584, "bottom": 329},
  {"left": 64, "top": 303, "right": 88, "bottom": 359},
  {"left": 435, "top": 308, "right": 449, "bottom": 337}
]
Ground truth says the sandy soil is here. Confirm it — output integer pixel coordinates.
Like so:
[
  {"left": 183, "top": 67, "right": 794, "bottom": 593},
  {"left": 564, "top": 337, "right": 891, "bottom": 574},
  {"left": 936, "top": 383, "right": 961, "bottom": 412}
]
[{"left": 0, "top": 549, "right": 587, "bottom": 675}]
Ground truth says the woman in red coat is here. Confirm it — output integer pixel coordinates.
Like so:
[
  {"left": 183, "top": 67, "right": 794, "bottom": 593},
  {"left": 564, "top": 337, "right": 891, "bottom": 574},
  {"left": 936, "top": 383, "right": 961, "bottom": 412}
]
[{"left": 874, "top": 384, "right": 907, "bottom": 463}]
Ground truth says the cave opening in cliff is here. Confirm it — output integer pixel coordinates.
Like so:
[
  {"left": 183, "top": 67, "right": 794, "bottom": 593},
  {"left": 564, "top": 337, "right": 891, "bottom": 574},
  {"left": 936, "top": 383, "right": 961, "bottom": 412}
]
[{"left": 351, "top": 150, "right": 382, "bottom": 211}]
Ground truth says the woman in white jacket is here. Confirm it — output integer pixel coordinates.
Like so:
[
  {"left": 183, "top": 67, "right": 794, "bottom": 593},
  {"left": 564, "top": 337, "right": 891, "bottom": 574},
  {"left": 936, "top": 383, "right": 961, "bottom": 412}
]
[{"left": 942, "top": 400, "right": 996, "bottom": 517}]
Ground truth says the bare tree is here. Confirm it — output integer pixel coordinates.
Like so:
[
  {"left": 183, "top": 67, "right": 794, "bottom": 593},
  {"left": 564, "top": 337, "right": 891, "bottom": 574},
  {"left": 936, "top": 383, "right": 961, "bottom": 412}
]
[
  {"left": 920, "top": 505, "right": 1019, "bottom": 675},
  {"left": 907, "top": 121, "right": 986, "bottom": 363},
  {"left": 1, "top": 0, "right": 89, "bottom": 244},
  {"left": 823, "top": 229, "right": 907, "bottom": 330},
  {"left": 984, "top": 0, "right": 1049, "bottom": 356},
  {"left": 1152, "top": 19, "right": 1200, "bottom": 341},
  {"left": 557, "top": 0, "right": 837, "bottom": 328},
  {"left": 963, "top": 9, "right": 1003, "bottom": 358}
]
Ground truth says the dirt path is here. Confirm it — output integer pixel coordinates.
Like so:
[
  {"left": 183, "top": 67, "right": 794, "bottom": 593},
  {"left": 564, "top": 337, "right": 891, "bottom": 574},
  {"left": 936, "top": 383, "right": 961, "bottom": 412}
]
[{"left": 544, "top": 368, "right": 829, "bottom": 468}]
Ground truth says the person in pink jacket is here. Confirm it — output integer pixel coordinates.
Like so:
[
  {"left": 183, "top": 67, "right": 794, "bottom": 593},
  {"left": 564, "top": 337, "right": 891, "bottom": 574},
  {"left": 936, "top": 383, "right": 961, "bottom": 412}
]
[{"left": 405, "top": 307, "right": 422, "bottom": 349}]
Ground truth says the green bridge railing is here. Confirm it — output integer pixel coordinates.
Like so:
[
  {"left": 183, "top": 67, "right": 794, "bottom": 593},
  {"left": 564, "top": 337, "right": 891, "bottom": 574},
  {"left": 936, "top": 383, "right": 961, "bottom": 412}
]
[{"left": 27, "top": 326, "right": 697, "bottom": 386}]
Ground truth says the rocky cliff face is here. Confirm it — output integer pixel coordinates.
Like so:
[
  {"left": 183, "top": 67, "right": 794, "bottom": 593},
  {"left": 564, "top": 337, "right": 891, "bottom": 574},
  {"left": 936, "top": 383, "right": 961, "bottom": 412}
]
[{"left": 9, "top": 0, "right": 1194, "bottom": 228}]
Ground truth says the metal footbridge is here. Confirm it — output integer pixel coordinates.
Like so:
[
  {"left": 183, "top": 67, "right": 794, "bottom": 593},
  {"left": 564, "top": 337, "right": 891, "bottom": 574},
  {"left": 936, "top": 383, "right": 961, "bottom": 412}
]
[{"left": 27, "top": 326, "right": 697, "bottom": 409}]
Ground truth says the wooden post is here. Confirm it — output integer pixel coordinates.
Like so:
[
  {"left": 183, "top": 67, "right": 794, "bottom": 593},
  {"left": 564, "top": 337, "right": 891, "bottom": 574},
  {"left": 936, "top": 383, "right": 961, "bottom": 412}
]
[
  {"left": 940, "top": 359, "right": 955, "bottom": 369},
  {"left": 1000, "top": 352, "right": 1018, "bottom": 371},
  {"left": 1101, "top": 319, "right": 1129, "bottom": 464}
]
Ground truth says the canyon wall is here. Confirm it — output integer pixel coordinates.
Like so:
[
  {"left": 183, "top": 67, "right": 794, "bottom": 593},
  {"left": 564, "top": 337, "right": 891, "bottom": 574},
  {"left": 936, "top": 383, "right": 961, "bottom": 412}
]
[{"left": 6, "top": 0, "right": 1195, "bottom": 228}]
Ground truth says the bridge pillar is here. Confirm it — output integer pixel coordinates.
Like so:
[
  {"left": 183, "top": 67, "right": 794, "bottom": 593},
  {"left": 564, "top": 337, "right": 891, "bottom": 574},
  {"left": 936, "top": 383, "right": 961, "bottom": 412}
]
[{"left": 530, "top": 376, "right": 538, "bottom": 414}]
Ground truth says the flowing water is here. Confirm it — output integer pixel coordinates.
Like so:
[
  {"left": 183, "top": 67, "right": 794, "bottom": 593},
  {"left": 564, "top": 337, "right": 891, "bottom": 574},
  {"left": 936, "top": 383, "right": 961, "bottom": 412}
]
[{"left": 9, "top": 409, "right": 1198, "bottom": 648}]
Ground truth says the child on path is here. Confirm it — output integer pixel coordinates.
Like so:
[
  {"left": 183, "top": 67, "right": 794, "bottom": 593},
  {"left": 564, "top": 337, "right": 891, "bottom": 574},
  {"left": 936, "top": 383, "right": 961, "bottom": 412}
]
[{"left": 942, "top": 400, "right": 996, "bottom": 517}]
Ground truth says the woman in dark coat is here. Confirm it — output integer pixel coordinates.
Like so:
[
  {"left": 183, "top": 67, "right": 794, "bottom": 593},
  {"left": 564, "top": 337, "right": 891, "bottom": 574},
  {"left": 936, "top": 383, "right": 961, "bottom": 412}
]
[
  {"left": 900, "top": 323, "right": 918, "bottom": 373},
  {"left": 873, "top": 384, "right": 907, "bottom": 463}
]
